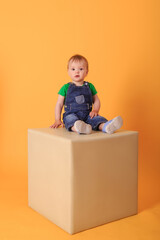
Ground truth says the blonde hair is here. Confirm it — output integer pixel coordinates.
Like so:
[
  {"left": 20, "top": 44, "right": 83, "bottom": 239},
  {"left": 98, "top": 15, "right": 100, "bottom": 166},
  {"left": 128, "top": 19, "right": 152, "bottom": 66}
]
[{"left": 67, "top": 54, "right": 89, "bottom": 71}]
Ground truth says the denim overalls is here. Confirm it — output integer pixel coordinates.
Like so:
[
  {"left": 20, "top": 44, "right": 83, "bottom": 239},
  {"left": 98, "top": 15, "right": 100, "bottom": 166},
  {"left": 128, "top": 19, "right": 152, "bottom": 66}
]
[{"left": 63, "top": 82, "right": 107, "bottom": 131}]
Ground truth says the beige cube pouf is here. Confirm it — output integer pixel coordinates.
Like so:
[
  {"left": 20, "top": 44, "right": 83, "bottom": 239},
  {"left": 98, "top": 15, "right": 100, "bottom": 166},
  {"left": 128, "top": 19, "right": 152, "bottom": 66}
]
[{"left": 28, "top": 128, "right": 138, "bottom": 234}]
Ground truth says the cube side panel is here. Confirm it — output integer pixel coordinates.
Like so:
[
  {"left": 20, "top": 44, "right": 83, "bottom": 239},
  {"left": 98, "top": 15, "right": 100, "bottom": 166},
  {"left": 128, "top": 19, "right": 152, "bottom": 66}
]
[
  {"left": 71, "top": 132, "right": 138, "bottom": 233},
  {"left": 28, "top": 130, "right": 72, "bottom": 233}
]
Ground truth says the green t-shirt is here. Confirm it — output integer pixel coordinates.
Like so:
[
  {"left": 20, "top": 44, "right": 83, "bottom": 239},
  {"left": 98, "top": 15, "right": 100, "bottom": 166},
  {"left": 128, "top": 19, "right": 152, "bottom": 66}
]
[{"left": 58, "top": 82, "right": 97, "bottom": 98}]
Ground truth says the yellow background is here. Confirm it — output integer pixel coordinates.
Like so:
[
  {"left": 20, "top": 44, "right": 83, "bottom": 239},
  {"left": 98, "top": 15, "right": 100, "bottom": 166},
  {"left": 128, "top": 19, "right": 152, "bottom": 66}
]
[{"left": 0, "top": 0, "right": 160, "bottom": 239}]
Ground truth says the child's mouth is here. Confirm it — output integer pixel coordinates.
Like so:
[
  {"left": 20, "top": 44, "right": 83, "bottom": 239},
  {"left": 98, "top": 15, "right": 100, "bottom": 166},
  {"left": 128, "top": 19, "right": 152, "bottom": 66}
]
[{"left": 75, "top": 75, "right": 80, "bottom": 78}]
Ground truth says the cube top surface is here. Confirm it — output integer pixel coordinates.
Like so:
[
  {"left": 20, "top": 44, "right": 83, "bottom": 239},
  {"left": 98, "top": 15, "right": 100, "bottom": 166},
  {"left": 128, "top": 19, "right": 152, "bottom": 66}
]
[{"left": 28, "top": 128, "right": 138, "bottom": 142}]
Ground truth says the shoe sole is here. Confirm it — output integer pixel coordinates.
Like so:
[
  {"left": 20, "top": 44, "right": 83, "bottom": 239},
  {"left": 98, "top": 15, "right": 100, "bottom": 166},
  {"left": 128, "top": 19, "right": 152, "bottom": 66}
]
[
  {"left": 74, "top": 120, "right": 92, "bottom": 134},
  {"left": 105, "top": 116, "right": 123, "bottom": 134}
]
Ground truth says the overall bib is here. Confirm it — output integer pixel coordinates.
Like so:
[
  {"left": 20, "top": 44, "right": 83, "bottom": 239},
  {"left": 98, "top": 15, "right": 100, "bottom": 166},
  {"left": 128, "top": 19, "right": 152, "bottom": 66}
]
[{"left": 63, "top": 82, "right": 107, "bottom": 131}]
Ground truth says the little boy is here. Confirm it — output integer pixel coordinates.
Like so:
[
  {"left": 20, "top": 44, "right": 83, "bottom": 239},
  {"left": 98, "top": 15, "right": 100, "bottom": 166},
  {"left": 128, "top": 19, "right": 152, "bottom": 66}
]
[{"left": 50, "top": 54, "right": 123, "bottom": 134}]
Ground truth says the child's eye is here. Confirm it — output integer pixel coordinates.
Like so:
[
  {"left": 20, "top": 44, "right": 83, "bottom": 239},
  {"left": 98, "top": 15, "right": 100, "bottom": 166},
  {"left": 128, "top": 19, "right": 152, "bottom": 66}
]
[
  {"left": 80, "top": 68, "right": 83, "bottom": 71},
  {"left": 71, "top": 68, "right": 75, "bottom": 71}
]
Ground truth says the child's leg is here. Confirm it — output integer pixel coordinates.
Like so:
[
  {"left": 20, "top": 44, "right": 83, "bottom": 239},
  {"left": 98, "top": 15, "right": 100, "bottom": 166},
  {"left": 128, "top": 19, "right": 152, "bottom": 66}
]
[
  {"left": 63, "top": 113, "right": 79, "bottom": 132},
  {"left": 86, "top": 115, "right": 108, "bottom": 131},
  {"left": 86, "top": 115, "right": 123, "bottom": 134},
  {"left": 101, "top": 116, "right": 123, "bottom": 134},
  {"left": 63, "top": 113, "right": 92, "bottom": 134}
]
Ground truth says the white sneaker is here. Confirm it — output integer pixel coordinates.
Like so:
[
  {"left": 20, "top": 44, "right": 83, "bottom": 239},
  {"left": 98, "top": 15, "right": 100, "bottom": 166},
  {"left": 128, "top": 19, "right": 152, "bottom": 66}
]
[
  {"left": 74, "top": 120, "right": 92, "bottom": 134},
  {"left": 104, "top": 116, "right": 123, "bottom": 134}
]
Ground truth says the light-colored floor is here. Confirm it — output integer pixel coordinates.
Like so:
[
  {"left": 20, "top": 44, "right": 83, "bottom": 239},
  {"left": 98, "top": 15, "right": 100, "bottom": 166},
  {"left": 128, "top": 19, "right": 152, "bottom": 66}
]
[{"left": 0, "top": 173, "right": 160, "bottom": 240}]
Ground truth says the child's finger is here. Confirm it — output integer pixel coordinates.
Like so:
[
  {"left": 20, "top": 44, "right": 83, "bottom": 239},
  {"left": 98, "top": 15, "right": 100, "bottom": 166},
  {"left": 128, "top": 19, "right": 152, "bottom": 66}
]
[{"left": 89, "top": 112, "right": 93, "bottom": 118}]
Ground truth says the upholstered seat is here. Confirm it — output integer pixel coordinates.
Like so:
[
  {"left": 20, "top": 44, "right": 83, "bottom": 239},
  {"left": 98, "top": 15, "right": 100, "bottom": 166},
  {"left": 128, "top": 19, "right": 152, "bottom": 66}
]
[{"left": 28, "top": 128, "right": 138, "bottom": 234}]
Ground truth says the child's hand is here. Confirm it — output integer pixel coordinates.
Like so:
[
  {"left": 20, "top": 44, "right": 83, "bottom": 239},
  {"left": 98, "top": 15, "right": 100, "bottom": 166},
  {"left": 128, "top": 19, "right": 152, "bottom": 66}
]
[
  {"left": 89, "top": 110, "right": 99, "bottom": 119},
  {"left": 49, "top": 120, "right": 64, "bottom": 129}
]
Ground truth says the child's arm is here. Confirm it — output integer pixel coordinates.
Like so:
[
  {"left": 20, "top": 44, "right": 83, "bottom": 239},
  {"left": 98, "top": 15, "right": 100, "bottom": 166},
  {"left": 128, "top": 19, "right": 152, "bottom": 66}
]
[
  {"left": 49, "top": 95, "right": 65, "bottom": 128},
  {"left": 89, "top": 94, "right": 101, "bottom": 119}
]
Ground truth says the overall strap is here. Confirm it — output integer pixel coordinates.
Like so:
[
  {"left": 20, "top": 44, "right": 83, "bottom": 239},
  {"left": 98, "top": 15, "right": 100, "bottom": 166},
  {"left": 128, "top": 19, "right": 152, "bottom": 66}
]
[{"left": 84, "top": 81, "right": 89, "bottom": 86}]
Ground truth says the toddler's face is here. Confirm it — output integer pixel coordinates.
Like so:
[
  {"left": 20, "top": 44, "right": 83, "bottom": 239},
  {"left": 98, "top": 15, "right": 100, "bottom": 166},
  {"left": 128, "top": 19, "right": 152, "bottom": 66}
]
[{"left": 68, "top": 60, "right": 88, "bottom": 84}]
